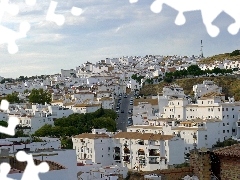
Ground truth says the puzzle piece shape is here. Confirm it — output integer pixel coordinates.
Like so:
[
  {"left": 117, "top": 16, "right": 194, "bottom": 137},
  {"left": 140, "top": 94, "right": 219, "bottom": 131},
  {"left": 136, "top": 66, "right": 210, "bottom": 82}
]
[
  {"left": 0, "top": 21, "right": 30, "bottom": 54},
  {"left": 16, "top": 151, "right": 49, "bottom": 180},
  {"left": 25, "top": 0, "right": 36, "bottom": 6},
  {"left": 0, "top": 100, "right": 19, "bottom": 136},
  {"left": 0, "top": 0, "right": 19, "bottom": 23},
  {"left": 46, "top": 1, "right": 65, "bottom": 26},
  {"left": 130, "top": 0, "right": 240, "bottom": 37},
  {"left": 0, "top": 163, "right": 16, "bottom": 180},
  {"left": 0, "top": 0, "right": 32, "bottom": 54},
  {"left": 71, "top": 7, "right": 83, "bottom": 16}
]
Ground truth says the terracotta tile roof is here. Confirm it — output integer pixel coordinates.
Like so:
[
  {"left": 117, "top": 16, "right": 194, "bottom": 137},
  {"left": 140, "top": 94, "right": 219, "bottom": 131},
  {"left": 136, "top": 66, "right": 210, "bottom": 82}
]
[
  {"left": 73, "top": 133, "right": 109, "bottom": 139},
  {"left": 113, "top": 132, "right": 174, "bottom": 140},
  {"left": 213, "top": 144, "right": 240, "bottom": 157}
]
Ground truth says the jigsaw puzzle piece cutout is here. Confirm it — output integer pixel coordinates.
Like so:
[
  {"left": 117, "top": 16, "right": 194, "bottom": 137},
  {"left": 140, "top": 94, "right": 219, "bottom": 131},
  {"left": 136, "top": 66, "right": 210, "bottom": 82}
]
[
  {"left": 25, "top": 0, "right": 36, "bottom": 6},
  {"left": 46, "top": 1, "right": 65, "bottom": 26},
  {"left": 0, "top": 21, "right": 30, "bottom": 54},
  {"left": 0, "top": 100, "right": 9, "bottom": 111},
  {"left": 200, "top": 0, "right": 223, "bottom": 37},
  {"left": 0, "top": 163, "right": 16, "bottom": 180},
  {"left": 16, "top": 151, "right": 50, "bottom": 180},
  {"left": 223, "top": 0, "right": 240, "bottom": 35},
  {"left": 150, "top": 0, "right": 226, "bottom": 37},
  {"left": 0, "top": 116, "right": 19, "bottom": 136},
  {"left": 0, "top": 100, "right": 19, "bottom": 135},
  {"left": 0, "top": 0, "right": 19, "bottom": 22},
  {"left": 129, "top": 0, "right": 138, "bottom": 3},
  {"left": 71, "top": 7, "right": 83, "bottom": 16}
]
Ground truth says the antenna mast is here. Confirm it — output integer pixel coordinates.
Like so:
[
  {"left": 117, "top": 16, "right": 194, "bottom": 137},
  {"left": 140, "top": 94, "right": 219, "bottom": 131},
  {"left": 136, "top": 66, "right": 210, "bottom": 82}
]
[{"left": 200, "top": 40, "right": 203, "bottom": 58}]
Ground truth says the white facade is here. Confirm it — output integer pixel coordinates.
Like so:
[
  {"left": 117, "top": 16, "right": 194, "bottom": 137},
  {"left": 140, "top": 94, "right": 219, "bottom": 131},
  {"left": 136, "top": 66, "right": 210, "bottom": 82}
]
[{"left": 72, "top": 129, "right": 185, "bottom": 171}]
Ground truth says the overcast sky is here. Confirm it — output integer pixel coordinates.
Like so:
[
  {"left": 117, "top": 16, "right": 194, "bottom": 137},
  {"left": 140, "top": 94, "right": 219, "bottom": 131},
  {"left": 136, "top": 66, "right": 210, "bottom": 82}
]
[{"left": 1, "top": 0, "right": 240, "bottom": 78}]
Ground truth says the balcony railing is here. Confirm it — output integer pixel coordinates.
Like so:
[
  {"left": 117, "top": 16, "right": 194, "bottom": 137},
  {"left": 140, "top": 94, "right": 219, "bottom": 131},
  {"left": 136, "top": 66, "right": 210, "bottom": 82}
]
[
  {"left": 138, "top": 152, "right": 145, "bottom": 156},
  {"left": 149, "top": 161, "right": 159, "bottom": 164},
  {"left": 114, "top": 156, "right": 120, "bottom": 161},
  {"left": 123, "top": 158, "right": 130, "bottom": 162},
  {"left": 124, "top": 150, "right": 130, "bottom": 154},
  {"left": 149, "top": 153, "right": 160, "bottom": 156}
]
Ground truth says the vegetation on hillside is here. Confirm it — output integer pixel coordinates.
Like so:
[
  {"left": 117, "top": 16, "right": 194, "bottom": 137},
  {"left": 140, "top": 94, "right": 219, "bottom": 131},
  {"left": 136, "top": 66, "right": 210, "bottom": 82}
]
[
  {"left": 213, "top": 138, "right": 238, "bottom": 148},
  {"left": 140, "top": 76, "right": 240, "bottom": 100},
  {"left": 0, "top": 121, "right": 29, "bottom": 139},
  {"left": 33, "top": 108, "right": 117, "bottom": 149},
  {"left": 164, "top": 65, "right": 233, "bottom": 82},
  {"left": 199, "top": 49, "right": 240, "bottom": 64},
  {"left": 29, "top": 88, "right": 52, "bottom": 105},
  {"left": 6, "top": 93, "right": 20, "bottom": 103}
]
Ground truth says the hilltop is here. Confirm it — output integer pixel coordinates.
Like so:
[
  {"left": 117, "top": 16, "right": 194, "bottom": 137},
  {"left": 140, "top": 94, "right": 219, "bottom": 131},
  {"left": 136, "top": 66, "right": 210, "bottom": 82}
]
[
  {"left": 140, "top": 76, "right": 240, "bottom": 101},
  {"left": 199, "top": 50, "right": 240, "bottom": 64}
]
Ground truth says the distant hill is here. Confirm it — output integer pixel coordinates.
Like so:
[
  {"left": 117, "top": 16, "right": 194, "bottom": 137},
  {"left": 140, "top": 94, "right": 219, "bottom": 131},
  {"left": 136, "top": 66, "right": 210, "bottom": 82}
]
[{"left": 140, "top": 76, "right": 240, "bottom": 101}]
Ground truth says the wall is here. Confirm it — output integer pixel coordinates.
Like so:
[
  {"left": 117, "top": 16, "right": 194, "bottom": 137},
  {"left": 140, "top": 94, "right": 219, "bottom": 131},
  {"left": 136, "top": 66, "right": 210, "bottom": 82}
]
[{"left": 219, "top": 156, "right": 240, "bottom": 180}]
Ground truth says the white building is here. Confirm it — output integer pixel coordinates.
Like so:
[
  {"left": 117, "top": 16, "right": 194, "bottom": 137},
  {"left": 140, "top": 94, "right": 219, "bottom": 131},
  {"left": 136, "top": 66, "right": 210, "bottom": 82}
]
[{"left": 72, "top": 129, "right": 185, "bottom": 171}]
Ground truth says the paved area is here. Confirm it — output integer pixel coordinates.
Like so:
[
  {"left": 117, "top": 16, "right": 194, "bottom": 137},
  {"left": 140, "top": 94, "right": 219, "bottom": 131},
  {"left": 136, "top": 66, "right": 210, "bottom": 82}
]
[{"left": 115, "top": 92, "right": 133, "bottom": 132}]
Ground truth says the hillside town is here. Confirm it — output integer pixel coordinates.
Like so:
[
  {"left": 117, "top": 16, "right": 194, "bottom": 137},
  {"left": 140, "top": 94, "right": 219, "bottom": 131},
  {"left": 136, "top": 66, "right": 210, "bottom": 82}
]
[{"left": 0, "top": 54, "right": 240, "bottom": 180}]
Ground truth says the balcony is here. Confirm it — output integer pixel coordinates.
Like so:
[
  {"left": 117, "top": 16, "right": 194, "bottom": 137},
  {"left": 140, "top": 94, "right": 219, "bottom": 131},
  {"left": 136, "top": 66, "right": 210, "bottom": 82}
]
[
  {"left": 237, "top": 121, "right": 240, "bottom": 127},
  {"left": 149, "top": 153, "right": 160, "bottom": 156},
  {"left": 114, "top": 147, "right": 120, "bottom": 153},
  {"left": 123, "top": 156, "right": 130, "bottom": 162},
  {"left": 149, "top": 161, "right": 159, "bottom": 164},
  {"left": 149, "top": 149, "right": 160, "bottom": 156},
  {"left": 137, "top": 140, "right": 144, "bottom": 145},
  {"left": 114, "top": 156, "right": 120, "bottom": 161},
  {"left": 138, "top": 149, "right": 145, "bottom": 156},
  {"left": 124, "top": 148, "right": 130, "bottom": 154}
]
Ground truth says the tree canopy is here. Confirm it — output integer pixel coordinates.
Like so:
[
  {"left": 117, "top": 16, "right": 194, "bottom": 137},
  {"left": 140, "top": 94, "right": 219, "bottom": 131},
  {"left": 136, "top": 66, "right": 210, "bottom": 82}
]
[
  {"left": 29, "top": 88, "right": 52, "bottom": 105},
  {"left": 164, "top": 65, "right": 233, "bottom": 80},
  {"left": 6, "top": 93, "right": 20, "bottom": 103},
  {"left": 33, "top": 108, "right": 117, "bottom": 148}
]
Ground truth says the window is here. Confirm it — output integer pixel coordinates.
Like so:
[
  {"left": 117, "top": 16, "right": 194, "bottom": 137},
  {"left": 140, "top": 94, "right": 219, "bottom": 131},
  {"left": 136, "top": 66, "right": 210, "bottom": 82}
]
[
  {"left": 223, "top": 130, "right": 225, "bottom": 133},
  {"left": 227, "top": 130, "right": 229, "bottom": 133},
  {"left": 223, "top": 123, "right": 225, "bottom": 126},
  {"left": 101, "top": 140, "right": 102, "bottom": 142},
  {"left": 233, "top": 115, "right": 235, "bottom": 118},
  {"left": 218, "top": 108, "right": 220, "bottom": 111},
  {"left": 226, "top": 108, "right": 228, "bottom": 111},
  {"left": 222, "top": 108, "right": 224, "bottom": 111},
  {"left": 232, "top": 108, "right": 234, "bottom": 111},
  {"left": 232, "top": 129, "right": 236, "bottom": 133},
  {"left": 227, "top": 122, "right": 229, "bottom": 126},
  {"left": 202, "top": 101, "right": 203, "bottom": 104}
]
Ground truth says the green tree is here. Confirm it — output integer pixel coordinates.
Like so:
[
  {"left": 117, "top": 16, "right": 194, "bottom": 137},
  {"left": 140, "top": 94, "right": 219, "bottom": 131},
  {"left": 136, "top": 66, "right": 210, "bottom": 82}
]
[
  {"left": 230, "top": 49, "right": 240, "bottom": 56},
  {"left": 33, "top": 124, "right": 53, "bottom": 137},
  {"left": 187, "top": 65, "right": 202, "bottom": 76},
  {"left": 6, "top": 93, "right": 20, "bottom": 103},
  {"left": 29, "top": 88, "right": 52, "bottom": 105},
  {"left": 92, "top": 117, "right": 116, "bottom": 132}
]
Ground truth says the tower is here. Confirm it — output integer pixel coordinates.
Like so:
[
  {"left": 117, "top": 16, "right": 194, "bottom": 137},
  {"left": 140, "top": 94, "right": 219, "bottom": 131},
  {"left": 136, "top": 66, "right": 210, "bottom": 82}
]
[{"left": 200, "top": 40, "right": 204, "bottom": 58}]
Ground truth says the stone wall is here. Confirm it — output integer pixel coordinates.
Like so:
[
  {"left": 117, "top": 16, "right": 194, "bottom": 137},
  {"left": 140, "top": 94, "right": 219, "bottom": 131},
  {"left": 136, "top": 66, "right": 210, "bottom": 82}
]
[
  {"left": 190, "top": 149, "right": 211, "bottom": 180},
  {"left": 9, "top": 157, "right": 66, "bottom": 172},
  {"left": 126, "top": 167, "right": 193, "bottom": 180},
  {"left": 219, "top": 156, "right": 240, "bottom": 180}
]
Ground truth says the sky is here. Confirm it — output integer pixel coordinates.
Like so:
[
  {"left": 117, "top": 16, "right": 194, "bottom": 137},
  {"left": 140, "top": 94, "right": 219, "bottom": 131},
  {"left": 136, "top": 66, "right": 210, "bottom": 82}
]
[{"left": 1, "top": 0, "right": 240, "bottom": 78}]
